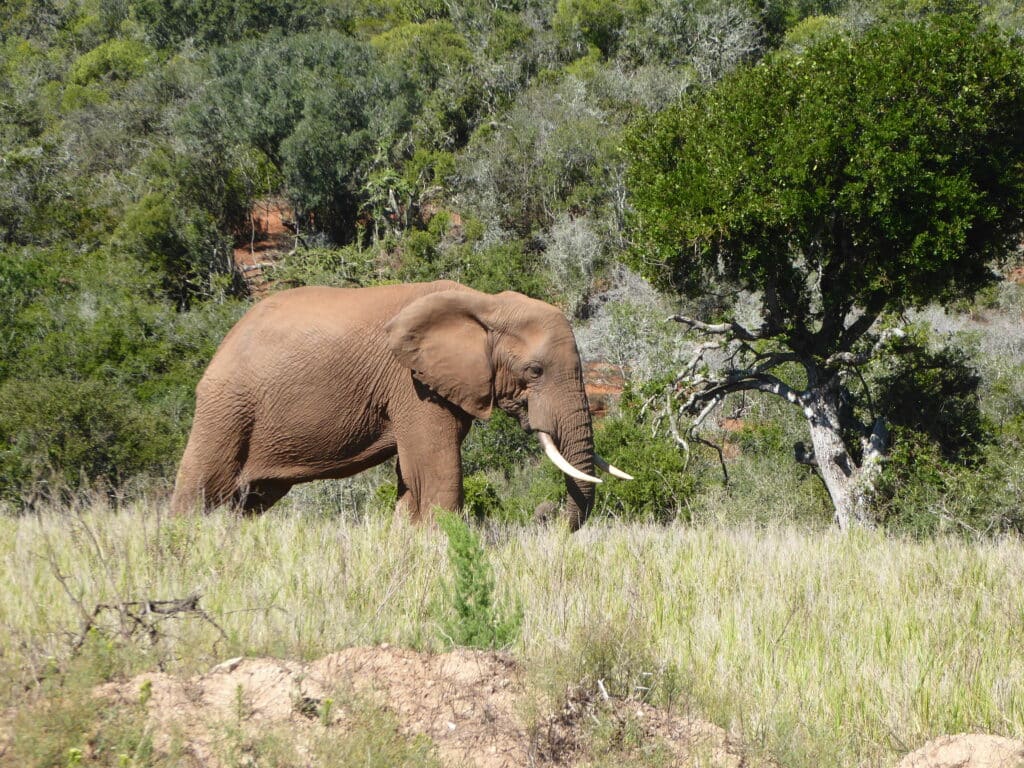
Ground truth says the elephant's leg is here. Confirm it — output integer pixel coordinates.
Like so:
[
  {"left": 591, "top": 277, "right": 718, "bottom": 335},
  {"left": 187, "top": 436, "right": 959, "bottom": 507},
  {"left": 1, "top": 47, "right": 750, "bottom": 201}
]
[
  {"left": 394, "top": 415, "right": 471, "bottom": 522},
  {"left": 234, "top": 480, "right": 292, "bottom": 515},
  {"left": 171, "top": 424, "right": 248, "bottom": 515},
  {"left": 394, "top": 459, "right": 415, "bottom": 517},
  {"left": 170, "top": 392, "right": 253, "bottom": 515}
]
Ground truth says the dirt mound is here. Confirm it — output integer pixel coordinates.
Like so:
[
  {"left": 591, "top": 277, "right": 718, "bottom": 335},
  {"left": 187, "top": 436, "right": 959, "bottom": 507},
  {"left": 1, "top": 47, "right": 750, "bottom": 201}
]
[
  {"left": 897, "top": 734, "right": 1024, "bottom": 768},
  {"left": 101, "top": 645, "right": 743, "bottom": 767}
]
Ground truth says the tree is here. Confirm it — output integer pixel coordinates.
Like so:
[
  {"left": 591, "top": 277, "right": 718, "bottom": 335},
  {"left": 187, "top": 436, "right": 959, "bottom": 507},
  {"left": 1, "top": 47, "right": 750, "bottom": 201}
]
[{"left": 626, "top": 14, "right": 1024, "bottom": 528}]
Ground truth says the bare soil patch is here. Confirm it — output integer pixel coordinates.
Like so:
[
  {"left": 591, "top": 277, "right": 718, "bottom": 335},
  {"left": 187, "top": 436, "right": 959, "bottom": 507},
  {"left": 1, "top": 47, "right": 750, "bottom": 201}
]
[
  {"left": 897, "top": 734, "right": 1024, "bottom": 768},
  {"left": 582, "top": 360, "right": 626, "bottom": 421},
  {"left": 100, "top": 645, "right": 745, "bottom": 767},
  {"left": 233, "top": 198, "right": 295, "bottom": 296}
]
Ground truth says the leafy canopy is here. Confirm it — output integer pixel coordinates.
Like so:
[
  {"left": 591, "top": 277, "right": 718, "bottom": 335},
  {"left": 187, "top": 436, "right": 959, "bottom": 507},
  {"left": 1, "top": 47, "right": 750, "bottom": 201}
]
[{"left": 627, "top": 15, "right": 1024, "bottom": 346}]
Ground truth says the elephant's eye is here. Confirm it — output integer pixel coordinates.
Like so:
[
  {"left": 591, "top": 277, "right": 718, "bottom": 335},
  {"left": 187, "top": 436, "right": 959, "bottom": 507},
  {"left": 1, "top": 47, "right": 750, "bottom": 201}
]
[{"left": 526, "top": 363, "right": 544, "bottom": 380}]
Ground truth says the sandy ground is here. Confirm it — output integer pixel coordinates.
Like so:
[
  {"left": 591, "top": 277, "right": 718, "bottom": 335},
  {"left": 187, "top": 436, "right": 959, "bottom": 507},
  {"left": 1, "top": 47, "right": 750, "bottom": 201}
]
[
  {"left": 95, "top": 645, "right": 1024, "bottom": 767},
  {"left": 100, "top": 645, "right": 745, "bottom": 767}
]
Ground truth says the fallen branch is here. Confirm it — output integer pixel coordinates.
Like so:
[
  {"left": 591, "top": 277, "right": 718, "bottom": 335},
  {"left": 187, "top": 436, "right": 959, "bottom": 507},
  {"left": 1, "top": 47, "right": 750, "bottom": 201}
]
[{"left": 68, "top": 593, "right": 229, "bottom": 654}]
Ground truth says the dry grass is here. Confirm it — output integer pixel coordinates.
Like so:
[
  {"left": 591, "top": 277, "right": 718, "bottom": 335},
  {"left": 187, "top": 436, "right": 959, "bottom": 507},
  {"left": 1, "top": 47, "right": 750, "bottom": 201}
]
[{"left": 2, "top": 500, "right": 1022, "bottom": 767}]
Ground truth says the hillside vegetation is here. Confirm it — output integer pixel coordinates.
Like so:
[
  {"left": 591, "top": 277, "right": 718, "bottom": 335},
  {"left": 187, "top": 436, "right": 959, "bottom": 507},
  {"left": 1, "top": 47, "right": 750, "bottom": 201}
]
[{"left": 3, "top": 0, "right": 1024, "bottom": 532}]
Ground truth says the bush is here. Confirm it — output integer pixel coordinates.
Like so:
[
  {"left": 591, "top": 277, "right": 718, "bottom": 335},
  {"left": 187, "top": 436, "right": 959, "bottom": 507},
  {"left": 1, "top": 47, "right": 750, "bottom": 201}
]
[
  {"left": 462, "top": 472, "right": 505, "bottom": 520},
  {"left": 68, "top": 39, "right": 152, "bottom": 86},
  {"left": 0, "top": 246, "right": 243, "bottom": 502},
  {"left": 553, "top": 0, "right": 636, "bottom": 57},
  {"left": 592, "top": 393, "right": 697, "bottom": 522},
  {"left": 436, "top": 512, "right": 521, "bottom": 649},
  {"left": 462, "top": 410, "right": 539, "bottom": 479},
  {"left": 875, "top": 420, "right": 1024, "bottom": 537},
  {"left": 268, "top": 245, "right": 384, "bottom": 289},
  {"left": 0, "top": 377, "right": 180, "bottom": 500},
  {"left": 871, "top": 329, "right": 989, "bottom": 463},
  {"left": 457, "top": 77, "right": 623, "bottom": 237},
  {"left": 112, "top": 192, "right": 236, "bottom": 307}
]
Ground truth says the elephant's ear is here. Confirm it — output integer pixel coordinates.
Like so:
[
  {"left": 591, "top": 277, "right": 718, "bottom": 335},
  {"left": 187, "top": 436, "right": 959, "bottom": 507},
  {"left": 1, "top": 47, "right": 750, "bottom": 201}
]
[{"left": 385, "top": 290, "right": 494, "bottom": 419}]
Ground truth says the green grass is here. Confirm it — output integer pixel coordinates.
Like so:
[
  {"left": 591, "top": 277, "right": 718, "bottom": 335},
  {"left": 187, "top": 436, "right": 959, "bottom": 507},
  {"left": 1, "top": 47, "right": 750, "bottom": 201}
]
[{"left": 1, "top": 500, "right": 1023, "bottom": 767}]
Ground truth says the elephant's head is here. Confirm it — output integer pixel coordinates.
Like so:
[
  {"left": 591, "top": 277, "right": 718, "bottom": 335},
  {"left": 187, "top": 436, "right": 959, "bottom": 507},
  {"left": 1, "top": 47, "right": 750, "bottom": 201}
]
[{"left": 385, "top": 287, "right": 631, "bottom": 529}]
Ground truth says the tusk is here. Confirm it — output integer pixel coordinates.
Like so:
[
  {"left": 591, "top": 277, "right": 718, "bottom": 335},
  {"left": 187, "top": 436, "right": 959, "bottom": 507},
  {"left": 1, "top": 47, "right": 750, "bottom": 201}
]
[
  {"left": 537, "top": 432, "right": 602, "bottom": 484},
  {"left": 594, "top": 455, "right": 634, "bottom": 480}
]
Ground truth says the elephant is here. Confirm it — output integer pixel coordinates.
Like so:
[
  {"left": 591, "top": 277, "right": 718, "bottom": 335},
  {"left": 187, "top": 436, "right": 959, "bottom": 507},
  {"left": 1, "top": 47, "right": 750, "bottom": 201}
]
[{"left": 169, "top": 280, "right": 631, "bottom": 528}]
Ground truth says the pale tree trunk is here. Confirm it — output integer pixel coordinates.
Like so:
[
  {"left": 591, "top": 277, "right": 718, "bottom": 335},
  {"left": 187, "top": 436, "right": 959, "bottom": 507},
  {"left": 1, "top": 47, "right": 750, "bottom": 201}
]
[{"left": 803, "top": 386, "right": 884, "bottom": 530}]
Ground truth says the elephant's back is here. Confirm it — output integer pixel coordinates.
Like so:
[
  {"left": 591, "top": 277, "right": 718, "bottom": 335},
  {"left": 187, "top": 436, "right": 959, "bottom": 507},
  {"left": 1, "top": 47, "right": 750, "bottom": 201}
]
[
  {"left": 237, "top": 280, "right": 466, "bottom": 331},
  {"left": 213, "top": 281, "right": 467, "bottom": 362}
]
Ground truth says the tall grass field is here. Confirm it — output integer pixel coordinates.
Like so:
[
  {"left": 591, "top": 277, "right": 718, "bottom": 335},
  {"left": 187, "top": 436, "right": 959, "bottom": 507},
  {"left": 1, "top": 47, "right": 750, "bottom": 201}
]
[{"left": 2, "top": 499, "right": 1022, "bottom": 767}]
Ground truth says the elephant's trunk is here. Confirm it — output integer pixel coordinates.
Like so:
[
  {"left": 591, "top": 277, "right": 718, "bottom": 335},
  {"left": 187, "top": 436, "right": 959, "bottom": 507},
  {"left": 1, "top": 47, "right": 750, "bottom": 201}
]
[{"left": 553, "top": 402, "right": 597, "bottom": 532}]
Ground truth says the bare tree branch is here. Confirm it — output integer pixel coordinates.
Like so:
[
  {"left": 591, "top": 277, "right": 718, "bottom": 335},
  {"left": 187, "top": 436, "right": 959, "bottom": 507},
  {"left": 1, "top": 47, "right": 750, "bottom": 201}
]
[
  {"left": 665, "top": 391, "right": 729, "bottom": 484},
  {"left": 681, "top": 372, "right": 807, "bottom": 415},
  {"left": 674, "top": 341, "right": 721, "bottom": 385},
  {"left": 667, "top": 314, "right": 767, "bottom": 342}
]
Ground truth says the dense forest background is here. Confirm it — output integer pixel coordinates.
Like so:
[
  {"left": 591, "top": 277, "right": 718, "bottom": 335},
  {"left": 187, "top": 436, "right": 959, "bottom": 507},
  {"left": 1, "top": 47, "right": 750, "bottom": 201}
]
[{"left": 2, "top": 0, "right": 1023, "bottom": 533}]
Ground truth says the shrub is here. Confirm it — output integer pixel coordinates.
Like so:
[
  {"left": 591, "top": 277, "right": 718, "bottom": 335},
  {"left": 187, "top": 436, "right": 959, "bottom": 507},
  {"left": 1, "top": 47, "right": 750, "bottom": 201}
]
[
  {"left": 457, "top": 77, "right": 623, "bottom": 237},
  {"left": 592, "top": 393, "right": 697, "bottom": 522},
  {"left": 112, "top": 192, "right": 236, "bottom": 307},
  {"left": 0, "top": 247, "right": 242, "bottom": 502},
  {"left": 462, "top": 410, "right": 539, "bottom": 478},
  {"left": 873, "top": 334, "right": 989, "bottom": 462},
  {"left": 462, "top": 472, "right": 505, "bottom": 520},
  {"left": 875, "top": 421, "right": 1024, "bottom": 537},
  {"left": 267, "top": 245, "right": 382, "bottom": 289},
  {"left": 436, "top": 512, "right": 521, "bottom": 649},
  {"left": 0, "top": 377, "right": 180, "bottom": 501},
  {"left": 68, "top": 39, "right": 152, "bottom": 86},
  {"left": 552, "top": 0, "right": 633, "bottom": 57}
]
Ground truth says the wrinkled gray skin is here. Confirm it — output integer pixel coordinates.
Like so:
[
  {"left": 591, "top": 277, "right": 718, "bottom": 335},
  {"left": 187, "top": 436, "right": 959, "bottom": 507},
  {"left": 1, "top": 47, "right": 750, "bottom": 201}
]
[{"left": 170, "top": 281, "right": 596, "bottom": 528}]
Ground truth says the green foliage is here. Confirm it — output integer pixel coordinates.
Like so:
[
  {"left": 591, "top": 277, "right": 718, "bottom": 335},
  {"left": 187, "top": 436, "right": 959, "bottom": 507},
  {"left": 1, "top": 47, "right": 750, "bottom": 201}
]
[
  {"left": 436, "top": 512, "right": 521, "bottom": 649},
  {"left": 0, "top": 376, "right": 180, "bottom": 498},
  {"left": 68, "top": 39, "right": 152, "bottom": 86},
  {"left": 593, "top": 394, "right": 696, "bottom": 522},
  {"left": 267, "top": 245, "right": 383, "bottom": 288},
  {"left": 874, "top": 427, "right": 1023, "bottom": 536},
  {"left": 734, "top": 419, "right": 790, "bottom": 456},
  {"left": 461, "top": 472, "right": 506, "bottom": 520},
  {"left": 627, "top": 15, "right": 1024, "bottom": 318},
  {"left": 448, "top": 240, "right": 549, "bottom": 297},
  {"left": 0, "top": 246, "right": 243, "bottom": 501},
  {"left": 553, "top": 0, "right": 632, "bottom": 57},
  {"left": 460, "top": 77, "right": 625, "bottom": 237},
  {"left": 462, "top": 410, "right": 539, "bottom": 478},
  {"left": 192, "top": 31, "right": 404, "bottom": 243},
  {"left": 371, "top": 21, "right": 473, "bottom": 88},
  {"left": 871, "top": 329, "right": 989, "bottom": 462},
  {"left": 112, "top": 192, "right": 235, "bottom": 307},
  {"left": 389, "top": 228, "right": 550, "bottom": 296},
  {"left": 132, "top": 0, "right": 352, "bottom": 48}
]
